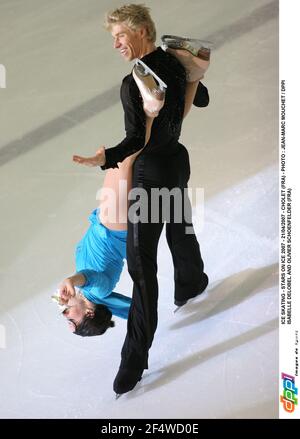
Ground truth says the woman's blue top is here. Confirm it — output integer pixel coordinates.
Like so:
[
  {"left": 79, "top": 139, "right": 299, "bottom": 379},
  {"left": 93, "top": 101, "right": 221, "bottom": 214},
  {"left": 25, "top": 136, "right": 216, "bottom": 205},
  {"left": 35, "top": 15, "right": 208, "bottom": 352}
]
[{"left": 75, "top": 209, "right": 131, "bottom": 319}]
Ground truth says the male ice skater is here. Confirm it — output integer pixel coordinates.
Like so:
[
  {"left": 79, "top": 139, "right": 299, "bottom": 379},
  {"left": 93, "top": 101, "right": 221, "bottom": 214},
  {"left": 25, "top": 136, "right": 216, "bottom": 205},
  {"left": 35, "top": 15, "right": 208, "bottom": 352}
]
[{"left": 74, "top": 4, "right": 210, "bottom": 396}]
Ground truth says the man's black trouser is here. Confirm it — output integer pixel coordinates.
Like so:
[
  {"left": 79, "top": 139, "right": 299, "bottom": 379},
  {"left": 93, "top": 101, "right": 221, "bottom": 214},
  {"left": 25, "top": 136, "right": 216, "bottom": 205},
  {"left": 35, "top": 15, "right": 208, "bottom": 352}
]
[{"left": 120, "top": 143, "right": 207, "bottom": 372}]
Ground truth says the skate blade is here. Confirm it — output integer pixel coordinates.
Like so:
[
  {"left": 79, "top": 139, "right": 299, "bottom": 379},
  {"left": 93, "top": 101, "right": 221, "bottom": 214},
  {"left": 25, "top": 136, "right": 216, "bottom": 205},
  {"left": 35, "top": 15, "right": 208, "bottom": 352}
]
[
  {"left": 161, "top": 35, "right": 213, "bottom": 51},
  {"left": 135, "top": 59, "right": 167, "bottom": 91},
  {"left": 133, "top": 60, "right": 166, "bottom": 117},
  {"left": 115, "top": 393, "right": 121, "bottom": 400}
]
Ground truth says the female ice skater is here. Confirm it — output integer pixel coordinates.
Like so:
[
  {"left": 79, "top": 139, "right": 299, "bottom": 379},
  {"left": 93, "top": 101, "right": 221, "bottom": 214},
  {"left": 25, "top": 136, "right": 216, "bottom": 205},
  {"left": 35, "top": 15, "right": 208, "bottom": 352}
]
[{"left": 55, "top": 122, "right": 153, "bottom": 337}]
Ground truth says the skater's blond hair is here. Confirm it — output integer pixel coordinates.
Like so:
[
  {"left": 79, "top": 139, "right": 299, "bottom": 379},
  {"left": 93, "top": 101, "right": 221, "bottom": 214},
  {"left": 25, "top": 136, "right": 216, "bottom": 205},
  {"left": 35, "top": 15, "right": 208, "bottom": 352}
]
[{"left": 104, "top": 3, "right": 156, "bottom": 42}]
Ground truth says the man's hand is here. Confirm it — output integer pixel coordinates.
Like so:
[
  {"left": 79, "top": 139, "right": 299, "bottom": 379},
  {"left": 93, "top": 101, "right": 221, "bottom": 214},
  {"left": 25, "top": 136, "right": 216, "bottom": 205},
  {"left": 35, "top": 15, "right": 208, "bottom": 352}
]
[
  {"left": 58, "top": 278, "right": 76, "bottom": 304},
  {"left": 73, "top": 146, "right": 106, "bottom": 167}
]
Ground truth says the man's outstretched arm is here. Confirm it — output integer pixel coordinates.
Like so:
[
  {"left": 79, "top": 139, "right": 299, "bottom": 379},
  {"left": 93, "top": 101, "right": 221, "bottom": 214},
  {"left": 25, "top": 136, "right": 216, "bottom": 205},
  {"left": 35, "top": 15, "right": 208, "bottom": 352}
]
[{"left": 73, "top": 79, "right": 153, "bottom": 169}]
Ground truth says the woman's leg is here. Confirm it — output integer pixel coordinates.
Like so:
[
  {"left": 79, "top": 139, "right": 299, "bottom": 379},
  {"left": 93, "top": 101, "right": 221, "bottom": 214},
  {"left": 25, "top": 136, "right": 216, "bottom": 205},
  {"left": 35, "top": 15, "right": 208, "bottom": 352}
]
[{"left": 99, "top": 116, "right": 154, "bottom": 231}]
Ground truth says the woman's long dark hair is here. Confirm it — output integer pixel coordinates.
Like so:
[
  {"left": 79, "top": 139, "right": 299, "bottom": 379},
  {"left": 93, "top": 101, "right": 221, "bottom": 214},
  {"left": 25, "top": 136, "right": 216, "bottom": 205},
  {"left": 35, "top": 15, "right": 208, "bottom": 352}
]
[{"left": 73, "top": 304, "right": 115, "bottom": 337}]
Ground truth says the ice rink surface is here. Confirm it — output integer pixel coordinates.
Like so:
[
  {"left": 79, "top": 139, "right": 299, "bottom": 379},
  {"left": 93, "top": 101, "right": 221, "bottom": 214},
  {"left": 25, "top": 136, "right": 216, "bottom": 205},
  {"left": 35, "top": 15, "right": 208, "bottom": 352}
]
[{"left": 0, "top": 0, "right": 278, "bottom": 418}]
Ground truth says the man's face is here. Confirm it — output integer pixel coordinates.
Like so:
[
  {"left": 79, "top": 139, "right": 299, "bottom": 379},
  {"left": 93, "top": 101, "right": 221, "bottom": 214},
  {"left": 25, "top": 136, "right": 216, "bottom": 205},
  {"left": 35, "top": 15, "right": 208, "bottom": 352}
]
[{"left": 111, "top": 22, "right": 144, "bottom": 61}]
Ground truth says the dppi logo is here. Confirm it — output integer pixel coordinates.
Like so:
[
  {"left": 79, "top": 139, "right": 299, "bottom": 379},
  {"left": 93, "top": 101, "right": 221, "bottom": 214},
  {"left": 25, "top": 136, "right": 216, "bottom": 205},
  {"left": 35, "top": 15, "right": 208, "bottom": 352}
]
[
  {"left": 280, "top": 372, "right": 298, "bottom": 413},
  {"left": 0, "top": 64, "right": 6, "bottom": 88}
]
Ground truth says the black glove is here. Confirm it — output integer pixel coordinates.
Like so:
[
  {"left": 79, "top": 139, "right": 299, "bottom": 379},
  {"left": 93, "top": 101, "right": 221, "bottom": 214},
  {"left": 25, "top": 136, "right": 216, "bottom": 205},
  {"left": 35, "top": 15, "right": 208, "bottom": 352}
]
[{"left": 193, "top": 82, "right": 209, "bottom": 107}]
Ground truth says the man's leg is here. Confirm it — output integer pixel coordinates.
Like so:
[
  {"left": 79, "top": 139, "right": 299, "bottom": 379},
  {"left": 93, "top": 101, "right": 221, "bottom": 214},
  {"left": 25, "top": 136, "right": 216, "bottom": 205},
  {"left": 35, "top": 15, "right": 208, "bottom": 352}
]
[
  {"left": 122, "top": 219, "right": 163, "bottom": 356},
  {"left": 166, "top": 189, "right": 208, "bottom": 305},
  {"left": 113, "top": 154, "right": 164, "bottom": 394},
  {"left": 165, "top": 145, "right": 208, "bottom": 305}
]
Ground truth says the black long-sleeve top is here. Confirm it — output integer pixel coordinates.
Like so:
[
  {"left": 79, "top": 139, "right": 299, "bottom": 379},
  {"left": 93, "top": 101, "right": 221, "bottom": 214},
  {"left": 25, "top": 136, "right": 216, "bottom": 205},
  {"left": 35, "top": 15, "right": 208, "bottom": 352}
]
[{"left": 101, "top": 47, "right": 209, "bottom": 170}]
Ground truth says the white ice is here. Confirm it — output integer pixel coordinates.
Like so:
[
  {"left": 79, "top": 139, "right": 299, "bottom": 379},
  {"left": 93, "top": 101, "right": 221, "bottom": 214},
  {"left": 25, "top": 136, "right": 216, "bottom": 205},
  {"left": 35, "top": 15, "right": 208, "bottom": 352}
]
[{"left": 0, "top": 0, "right": 278, "bottom": 419}]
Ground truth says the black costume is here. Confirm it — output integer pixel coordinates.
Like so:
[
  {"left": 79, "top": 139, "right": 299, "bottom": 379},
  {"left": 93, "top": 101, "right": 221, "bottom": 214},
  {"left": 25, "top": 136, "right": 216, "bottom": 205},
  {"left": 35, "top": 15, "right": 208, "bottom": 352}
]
[{"left": 101, "top": 47, "right": 209, "bottom": 393}]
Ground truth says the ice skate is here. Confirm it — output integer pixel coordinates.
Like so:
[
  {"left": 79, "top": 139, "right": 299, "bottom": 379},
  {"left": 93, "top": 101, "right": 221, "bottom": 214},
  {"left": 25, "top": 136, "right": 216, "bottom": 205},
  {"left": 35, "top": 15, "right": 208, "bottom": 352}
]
[
  {"left": 174, "top": 273, "right": 209, "bottom": 312},
  {"left": 132, "top": 59, "right": 167, "bottom": 117},
  {"left": 161, "top": 34, "right": 213, "bottom": 82},
  {"left": 113, "top": 367, "right": 143, "bottom": 397}
]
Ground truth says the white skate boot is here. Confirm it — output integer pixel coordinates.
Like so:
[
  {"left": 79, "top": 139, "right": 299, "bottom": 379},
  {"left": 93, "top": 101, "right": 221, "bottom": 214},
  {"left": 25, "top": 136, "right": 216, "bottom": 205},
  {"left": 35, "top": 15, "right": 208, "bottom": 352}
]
[
  {"left": 132, "top": 59, "right": 167, "bottom": 118},
  {"left": 161, "top": 35, "right": 213, "bottom": 82}
]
